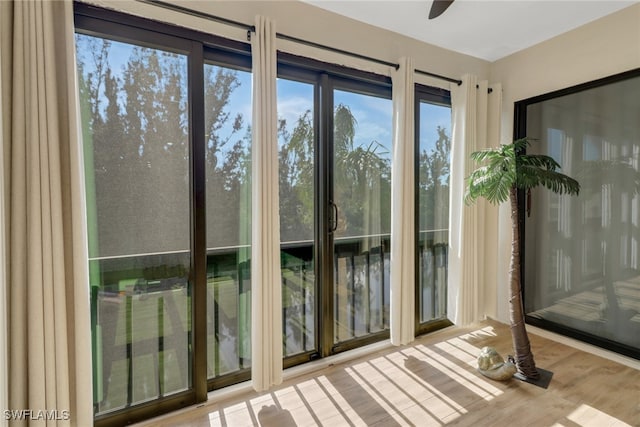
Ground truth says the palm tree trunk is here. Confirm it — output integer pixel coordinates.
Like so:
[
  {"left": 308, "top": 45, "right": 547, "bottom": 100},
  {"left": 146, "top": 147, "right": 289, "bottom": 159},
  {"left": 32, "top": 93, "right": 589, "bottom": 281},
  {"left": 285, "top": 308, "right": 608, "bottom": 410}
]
[{"left": 509, "top": 186, "right": 539, "bottom": 379}]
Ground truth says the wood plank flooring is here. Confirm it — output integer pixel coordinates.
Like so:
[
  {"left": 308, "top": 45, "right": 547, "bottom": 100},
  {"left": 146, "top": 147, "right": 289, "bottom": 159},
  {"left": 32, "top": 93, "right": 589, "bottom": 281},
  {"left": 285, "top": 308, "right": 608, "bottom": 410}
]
[{"left": 136, "top": 320, "right": 640, "bottom": 426}]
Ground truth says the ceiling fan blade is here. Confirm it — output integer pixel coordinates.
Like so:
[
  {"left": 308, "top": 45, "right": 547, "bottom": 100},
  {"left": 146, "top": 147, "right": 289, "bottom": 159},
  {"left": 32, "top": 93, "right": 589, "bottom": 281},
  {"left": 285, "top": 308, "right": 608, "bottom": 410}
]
[{"left": 428, "top": 0, "right": 455, "bottom": 19}]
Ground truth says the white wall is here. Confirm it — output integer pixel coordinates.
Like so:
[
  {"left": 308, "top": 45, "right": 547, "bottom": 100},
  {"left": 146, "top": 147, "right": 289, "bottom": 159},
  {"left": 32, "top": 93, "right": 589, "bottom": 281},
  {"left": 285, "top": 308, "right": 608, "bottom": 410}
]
[{"left": 488, "top": 3, "right": 640, "bottom": 322}]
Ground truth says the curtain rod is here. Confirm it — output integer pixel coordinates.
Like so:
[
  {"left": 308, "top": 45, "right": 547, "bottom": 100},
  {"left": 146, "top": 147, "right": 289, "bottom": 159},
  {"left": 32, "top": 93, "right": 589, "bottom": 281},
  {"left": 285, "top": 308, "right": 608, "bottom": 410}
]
[
  {"left": 416, "top": 69, "right": 462, "bottom": 85},
  {"left": 276, "top": 33, "right": 399, "bottom": 70},
  {"left": 136, "top": 0, "right": 463, "bottom": 85},
  {"left": 137, "top": 0, "right": 254, "bottom": 32}
]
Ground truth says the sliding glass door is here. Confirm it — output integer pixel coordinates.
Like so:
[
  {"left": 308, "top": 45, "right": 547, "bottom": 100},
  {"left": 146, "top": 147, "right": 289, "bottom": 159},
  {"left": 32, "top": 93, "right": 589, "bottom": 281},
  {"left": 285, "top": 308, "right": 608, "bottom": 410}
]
[
  {"left": 76, "top": 6, "right": 256, "bottom": 424},
  {"left": 518, "top": 71, "right": 640, "bottom": 358},
  {"left": 277, "top": 66, "right": 393, "bottom": 359},
  {"left": 77, "top": 31, "right": 193, "bottom": 415},
  {"left": 415, "top": 86, "right": 452, "bottom": 333}
]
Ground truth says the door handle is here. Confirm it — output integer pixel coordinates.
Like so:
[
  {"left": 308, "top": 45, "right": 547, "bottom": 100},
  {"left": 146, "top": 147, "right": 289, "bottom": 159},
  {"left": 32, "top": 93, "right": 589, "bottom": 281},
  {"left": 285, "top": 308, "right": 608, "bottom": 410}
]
[{"left": 329, "top": 200, "right": 338, "bottom": 233}]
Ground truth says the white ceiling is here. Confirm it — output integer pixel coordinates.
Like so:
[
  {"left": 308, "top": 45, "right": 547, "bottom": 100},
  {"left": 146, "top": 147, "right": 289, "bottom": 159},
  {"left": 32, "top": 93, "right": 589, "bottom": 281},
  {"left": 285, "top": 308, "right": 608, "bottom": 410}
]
[{"left": 302, "top": 0, "right": 637, "bottom": 61}]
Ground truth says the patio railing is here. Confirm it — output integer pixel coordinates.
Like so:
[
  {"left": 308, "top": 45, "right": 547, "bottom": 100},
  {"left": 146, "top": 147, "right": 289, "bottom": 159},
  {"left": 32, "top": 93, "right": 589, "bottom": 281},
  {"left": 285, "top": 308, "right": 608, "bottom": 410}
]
[{"left": 90, "top": 230, "right": 447, "bottom": 413}]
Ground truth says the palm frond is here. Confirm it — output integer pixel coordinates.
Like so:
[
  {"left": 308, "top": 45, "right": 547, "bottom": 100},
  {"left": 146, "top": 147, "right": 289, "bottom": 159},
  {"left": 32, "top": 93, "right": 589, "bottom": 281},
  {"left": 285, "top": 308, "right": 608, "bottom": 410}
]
[
  {"left": 467, "top": 137, "right": 580, "bottom": 205},
  {"left": 466, "top": 162, "right": 515, "bottom": 205},
  {"left": 512, "top": 137, "right": 533, "bottom": 153},
  {"left": 470, "top": 148, "right": 502, "bottom": 163},
  {"left": 518, "top": 154, "right": 562, "bottom": 171}
]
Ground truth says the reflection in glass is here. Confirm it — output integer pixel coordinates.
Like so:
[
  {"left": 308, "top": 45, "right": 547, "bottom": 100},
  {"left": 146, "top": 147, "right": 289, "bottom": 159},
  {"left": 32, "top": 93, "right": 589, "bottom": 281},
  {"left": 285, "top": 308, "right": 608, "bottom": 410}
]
[
  {"left": 417, "top": 102, "right": 451, "bottom": 323},
  {"left": 524, "top": 74, "right": 640, "bottom": 351},
  {"left": 204, "top": 64, "right": 252, "bottom": 379},
  {"left": 277, "top": 78, "right": 316, "bottom": 357},
  {"left": 76, "top": 34, "right": 191, "bottom": 414},
  {"left": 332, "top": 90, "right": 392, "bottom": 344}
]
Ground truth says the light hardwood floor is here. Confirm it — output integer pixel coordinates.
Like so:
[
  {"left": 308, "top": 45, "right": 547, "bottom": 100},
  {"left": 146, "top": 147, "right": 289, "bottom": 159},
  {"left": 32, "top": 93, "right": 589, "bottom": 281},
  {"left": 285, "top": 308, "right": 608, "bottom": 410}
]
[{"left": 136, "top": 320, "right": 640, "bottom": 426}]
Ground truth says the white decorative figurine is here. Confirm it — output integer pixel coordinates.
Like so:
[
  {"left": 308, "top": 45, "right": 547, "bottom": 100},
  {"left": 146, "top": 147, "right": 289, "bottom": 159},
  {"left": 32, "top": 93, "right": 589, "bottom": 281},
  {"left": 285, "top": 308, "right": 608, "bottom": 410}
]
[{"left": 477, "top": 346, "right": 517, "bottom": 381}]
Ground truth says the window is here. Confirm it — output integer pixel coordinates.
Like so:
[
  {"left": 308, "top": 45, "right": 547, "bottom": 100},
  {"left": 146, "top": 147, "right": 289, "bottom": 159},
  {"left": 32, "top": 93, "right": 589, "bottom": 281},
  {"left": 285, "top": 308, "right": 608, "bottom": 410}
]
[
  {"left": 77, "top": 32, "right": 192, "bottom": 415},
  {"left": 75, "top": 5, "right": 253, "bottom": 424},
  {"left": 332, "top": 88, "right": 393, "bottom": 344},
  {"left": 76, "top": 5, "right": 454, "bottom": 425},
  {"left": 277, "top": 61, "right": 394, "bottom": 361},
  {"left": 415, "top": 85, "right": 452, "bottom": 334},
  {"left": 277, "top": 77, "right": 316, "bottom": 358},
  {"left": 204, "top": 62, "right": 253, "bottom": 383},
  {"left": 516, "top": 69, "right": 640, "bottom": 359}
]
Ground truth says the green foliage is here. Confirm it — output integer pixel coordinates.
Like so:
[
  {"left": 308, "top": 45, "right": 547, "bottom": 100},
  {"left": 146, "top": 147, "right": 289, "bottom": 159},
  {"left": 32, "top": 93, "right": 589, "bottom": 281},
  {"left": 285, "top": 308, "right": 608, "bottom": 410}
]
[
  {"left": 332, "top": 104, "right": 391, "bottom": 236},
  {"left": 279, "top": 110, "right": 315, "bottom": 242},
  {"left": 77, "top": 35, "right": 394, "bottom": 252},
  {"left": 278, "top": 102, "right": 393, "bottom": 240},
  {"left": 465, "top": 137, "right": 580, "bottom": 205},
  {"left": 419, "top": 126, "right": 451, "bottom": 232},
  {"left": 77, "top": 36, "right": 247, "bottom": 255}
]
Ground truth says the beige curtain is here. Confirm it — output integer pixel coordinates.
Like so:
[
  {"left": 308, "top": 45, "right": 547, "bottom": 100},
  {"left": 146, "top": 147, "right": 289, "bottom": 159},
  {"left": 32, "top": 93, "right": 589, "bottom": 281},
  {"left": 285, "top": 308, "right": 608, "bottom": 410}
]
[
  {"left": 448, "top": 75, "right": 501, "bottom": 326},
  {"left": 250, "top": 15, "right": 283, "bottom": 392},
  {"left": 390, "top": 57, "right": 415, "bottom": 345},
  {"left": 1, "top": 1, "right": 93, "bottom": 425},
  {"left": 0, "top": 21, "right": 8, "bottom": 426}
]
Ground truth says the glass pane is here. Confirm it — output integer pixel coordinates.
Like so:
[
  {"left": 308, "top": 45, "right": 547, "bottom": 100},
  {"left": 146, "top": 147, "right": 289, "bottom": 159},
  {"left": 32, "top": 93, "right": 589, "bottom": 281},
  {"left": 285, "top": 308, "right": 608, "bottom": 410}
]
[
  {"left": 204, "top": 64, "right": 252, "bottom": 379},
  {"left": 524, "top": 75, "right": 640, "bottom": 352},
  {"left": 278, "top": 78, "right": 316, "bottom": 357},
  {"left": 333, "top": 90, "right": 392, "bottom": 344},
  {"left": 417, "top": 102, "right": 451, "bottom": 323},
  {"left": 77, "top": 34, "right": 191, "bottom": 414}
]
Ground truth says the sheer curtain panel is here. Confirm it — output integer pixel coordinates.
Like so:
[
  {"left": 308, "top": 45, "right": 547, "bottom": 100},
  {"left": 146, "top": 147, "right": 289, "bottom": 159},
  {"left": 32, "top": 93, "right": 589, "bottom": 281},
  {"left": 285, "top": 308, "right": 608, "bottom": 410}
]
[
  {"left": 390, "top": 57, "right": 416, "bottom": 345},
  {"left": 1, "top": 1, "right": 93, "bottom": 425},
  {"left": 251, "top": 15, "right": 283, "bottom": 392}
]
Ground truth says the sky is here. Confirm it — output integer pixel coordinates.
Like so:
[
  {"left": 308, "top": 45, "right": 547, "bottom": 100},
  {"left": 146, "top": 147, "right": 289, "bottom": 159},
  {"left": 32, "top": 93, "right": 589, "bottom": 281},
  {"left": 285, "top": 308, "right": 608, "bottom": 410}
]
[
  {"left": 420, "top": 102, "right": 452, "bottom": 154},
  {"left": 76, "top": 32, "right": 452, "bottom": 164}
]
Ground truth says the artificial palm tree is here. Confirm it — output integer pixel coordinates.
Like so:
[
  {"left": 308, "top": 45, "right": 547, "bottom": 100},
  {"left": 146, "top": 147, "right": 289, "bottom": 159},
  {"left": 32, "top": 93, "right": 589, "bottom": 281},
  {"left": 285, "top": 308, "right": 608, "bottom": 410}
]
[{"left": 465, "top": 138, "right": 580, "bottom": 379}]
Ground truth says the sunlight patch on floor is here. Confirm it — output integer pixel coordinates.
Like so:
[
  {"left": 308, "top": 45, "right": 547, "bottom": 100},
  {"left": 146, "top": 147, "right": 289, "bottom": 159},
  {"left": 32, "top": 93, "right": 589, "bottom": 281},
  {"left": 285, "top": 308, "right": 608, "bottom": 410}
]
[
  {"left": 555, "top": 403, "right": 634, "bottom": 427},
  {"left": 350, "top": 358, "right": 441, "bottom": 422},
  {"left": 435, "top": 340, "right": 478, "bottom": 367},
  {"left": 390, "top": 350, "right": 467, "bottom": 420},
  {"left": 414, "top": 344, "right": 503, "bottom": 399},
  {"left": 315, "top": 375, "right": 366, "bottom": 424},
  {"left": 344, "top": 365, "right": 438, "bottom": 426},
  {"left": 208, "top": 401, "right": 255, "bottom": 426},
  {"left": 458, "top": 326, "right": 497, "bottom": 341},
  {"left": 204, "top": 327, "right": 516, "bottom": 426},
  {"left": 439, "top": 335, "right": 490, "bottom": 365}
]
